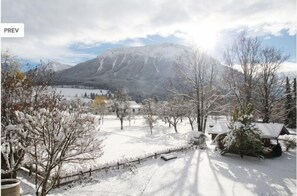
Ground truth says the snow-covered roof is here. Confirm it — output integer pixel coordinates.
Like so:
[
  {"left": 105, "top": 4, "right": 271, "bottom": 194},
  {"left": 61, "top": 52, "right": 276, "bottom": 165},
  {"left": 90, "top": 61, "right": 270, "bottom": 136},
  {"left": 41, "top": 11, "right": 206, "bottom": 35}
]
[
  {"left": 255, "top": 123, "right": 289, "bottom": 139},
  {"left": 208, "top": 122, "right": 289, "bottom": 139},
  {"left": 208, "top": 122, "right": 230, "bottom": 134},
  {"left": 127, "top": 101, "right": 142, "bottom": 109}
]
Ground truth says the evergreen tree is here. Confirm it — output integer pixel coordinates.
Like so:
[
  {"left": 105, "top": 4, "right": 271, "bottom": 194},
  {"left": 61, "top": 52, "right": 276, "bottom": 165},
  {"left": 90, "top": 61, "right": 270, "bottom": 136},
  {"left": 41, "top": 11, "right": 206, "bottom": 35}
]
[
  {"left": 292, "top": 78, "right": 296, "bottom": 128},
  {"left": 285, "top": 77, "right": 294, "bottom": 127},
  {"left": 221, "top": 104, "right": 263, "bottom": 158}
]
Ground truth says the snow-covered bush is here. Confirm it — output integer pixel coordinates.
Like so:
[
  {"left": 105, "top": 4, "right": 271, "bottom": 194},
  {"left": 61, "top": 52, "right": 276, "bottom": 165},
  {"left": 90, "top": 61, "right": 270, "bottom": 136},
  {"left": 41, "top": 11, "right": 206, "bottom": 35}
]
[
  {"left": 283, "top": 135, "right": 297, "bottom": 151},
  {"left": 189, "top": 131, "right": 207, "bottom": 149},
  {"left": 220, "top": 104, "right": 264, "bottom": 158}
]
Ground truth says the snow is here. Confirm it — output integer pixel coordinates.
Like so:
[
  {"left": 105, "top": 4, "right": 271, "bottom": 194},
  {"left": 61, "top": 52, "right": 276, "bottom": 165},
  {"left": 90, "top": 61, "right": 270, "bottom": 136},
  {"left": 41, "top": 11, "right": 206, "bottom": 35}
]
[
  {"left": 54, "top": 87, "right": 109, "bottom": 98},
  {"left": 60, "top": 116, "right": 191, "bottom": 175},
  {"left": 208, "top": 122, "right": 290, "bottom": 139},
  {"left": 96, "top": 57, "right": 105, "bottom": 72},
  {"left": 40, "top": 61, "right": 72, "bottom": 72},
  {"left": 127, "top": 101, "right": 141, "bottom": 109},
  {"left": 256, "top": 123, "right": 288, "bottom": 139},
  {"left": 18, "top": 116, "right": 296, "bottom": 196},
  {"left": 101, "top": 43, "right": 187, "bottom": 60},
  {"left": 48, "top": 146, "right": 296, "bottom": 196},
  {"left": 208, "top": 122, "right": 230, "bottom": 135}
]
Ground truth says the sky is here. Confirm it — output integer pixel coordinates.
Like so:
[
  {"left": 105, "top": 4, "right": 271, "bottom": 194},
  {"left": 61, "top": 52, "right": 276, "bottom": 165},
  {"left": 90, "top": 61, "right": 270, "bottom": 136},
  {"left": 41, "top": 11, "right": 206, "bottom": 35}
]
[{"left": 1, "top": 0, "right": 296, "bottom": 72}]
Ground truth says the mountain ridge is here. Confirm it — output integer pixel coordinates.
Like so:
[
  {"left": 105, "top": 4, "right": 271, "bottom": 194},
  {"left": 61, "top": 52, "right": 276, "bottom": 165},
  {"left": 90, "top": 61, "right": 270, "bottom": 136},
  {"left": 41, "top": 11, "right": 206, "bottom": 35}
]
[{"left": 53, "top": 44, "right": 224, "bottom": 100}]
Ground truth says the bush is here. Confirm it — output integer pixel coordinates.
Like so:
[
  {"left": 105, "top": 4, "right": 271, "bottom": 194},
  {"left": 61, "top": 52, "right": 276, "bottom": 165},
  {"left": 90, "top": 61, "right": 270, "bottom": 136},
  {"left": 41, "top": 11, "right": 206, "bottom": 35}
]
[
  {"left": 283, "top": 136, "right": 296, "bottom": 151},
  {"left": 272, "top": 144, "right": 282, "bottom": 157}
]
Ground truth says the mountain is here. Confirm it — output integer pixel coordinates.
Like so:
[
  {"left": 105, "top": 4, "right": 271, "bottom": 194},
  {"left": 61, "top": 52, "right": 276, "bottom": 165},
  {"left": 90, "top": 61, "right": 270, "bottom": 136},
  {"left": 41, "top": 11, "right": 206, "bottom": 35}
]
[
  {"left": 54, "top": 43, "right": 226, "bottom": 100},
  {"left": 40, "top": 61, "right": 72, "bottom": 72}
]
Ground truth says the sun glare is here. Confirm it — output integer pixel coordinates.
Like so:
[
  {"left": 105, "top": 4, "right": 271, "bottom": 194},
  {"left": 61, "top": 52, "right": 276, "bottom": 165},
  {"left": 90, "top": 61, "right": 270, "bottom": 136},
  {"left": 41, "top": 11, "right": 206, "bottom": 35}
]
[
  {"left": 184, "top": 25, "right": 218, "bottom": 52},
  {"left": 190, "top": 30, "right": 218, "bottom": 52}
]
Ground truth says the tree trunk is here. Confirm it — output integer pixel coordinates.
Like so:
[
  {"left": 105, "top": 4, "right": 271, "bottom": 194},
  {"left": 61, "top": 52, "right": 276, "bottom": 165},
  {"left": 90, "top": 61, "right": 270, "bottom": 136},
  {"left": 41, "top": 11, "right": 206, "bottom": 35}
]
[
  {"left": 40, "top": 172, "right": 51, "bottom": 196},
  {"left": 203, "top": 117, "right": 207, "bottom": 133},
  {"left": 188, "top": 118, "right": 194, "bottom": 131},
  {"left": 120, "top": 118, "right": 123, "bottom": 130},
  {"left": 173, "top": 124, "right": 178, "bottom": 133},
  {"left": 240, "top": 130, "right": 243, "bottom": 158}
]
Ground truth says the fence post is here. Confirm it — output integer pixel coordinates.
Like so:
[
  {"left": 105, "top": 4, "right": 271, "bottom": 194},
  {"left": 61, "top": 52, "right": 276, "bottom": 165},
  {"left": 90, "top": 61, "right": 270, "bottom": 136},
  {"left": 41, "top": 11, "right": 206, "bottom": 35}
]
[
  {"left": 154, "top": 153, "right": 157, "bottom": 159},
  {"left": 117, "top": 162, "right": 120, "bottom": 169},
  {"left": 89, "top": 168, "right": 92, "bottom": 176},
  {"left": 138, "top": 158, "right": 140, "bottom": 164}
]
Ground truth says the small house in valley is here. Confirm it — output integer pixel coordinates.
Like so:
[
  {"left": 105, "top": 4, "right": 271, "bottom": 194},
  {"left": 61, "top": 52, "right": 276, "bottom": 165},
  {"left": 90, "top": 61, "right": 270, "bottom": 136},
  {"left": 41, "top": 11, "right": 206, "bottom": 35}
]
[{"left": 127, "top": 101, "right": 142, "bottom": 114}]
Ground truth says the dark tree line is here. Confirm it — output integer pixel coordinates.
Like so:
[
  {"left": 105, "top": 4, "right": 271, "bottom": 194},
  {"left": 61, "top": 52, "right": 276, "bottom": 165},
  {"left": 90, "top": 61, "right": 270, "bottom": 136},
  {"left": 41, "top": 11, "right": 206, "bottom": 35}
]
[{"left": 285, "top": 77, "right": 296, "bottom": 128}]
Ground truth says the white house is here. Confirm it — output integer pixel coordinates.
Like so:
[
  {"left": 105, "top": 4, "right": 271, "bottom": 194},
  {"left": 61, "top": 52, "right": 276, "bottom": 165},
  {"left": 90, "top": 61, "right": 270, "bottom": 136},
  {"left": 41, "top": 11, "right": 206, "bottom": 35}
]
[
  {"left": 108, "top": 100, "right": 142, "bottom": 114},
  {"left": 127, "top": 101, "right": 142, "bottom": 114}
]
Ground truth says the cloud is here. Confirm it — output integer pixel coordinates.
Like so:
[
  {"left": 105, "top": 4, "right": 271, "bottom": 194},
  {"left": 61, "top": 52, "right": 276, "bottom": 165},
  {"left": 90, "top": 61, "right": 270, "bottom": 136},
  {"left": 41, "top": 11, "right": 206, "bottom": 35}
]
[
  {"left": 279, "top": 61, "right": 297, "bottom": 72},
  {"left": 2, "top": 0, "right": 296, "bottom": 64}
]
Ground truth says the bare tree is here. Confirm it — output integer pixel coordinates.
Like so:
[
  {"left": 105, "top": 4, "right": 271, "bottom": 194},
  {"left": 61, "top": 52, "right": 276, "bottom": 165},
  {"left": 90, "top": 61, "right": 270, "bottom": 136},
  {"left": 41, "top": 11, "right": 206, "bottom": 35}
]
[
  {"left": 158, "top": 96, "right": 185, "bottom": 133},
  {"left": 142, "top": 98, "right": 158, "bottom": 134},
  {"left": 174, "top": 47, "right": 225, "bottom": 133},
  {"left": 126, "top": 110, "right": 136, "bottom": 126},
  {"left": 257, "top": 47, "right": 289, "bottom": 122},
  {"left": 111, "top": 89, "right": 131, "bottom": 130},
  {"left": 224, "top": 32, "right": 260, "bottom": 109},
  {"left": 14, "top": 98, "right": 102, "bottom": 196},
  {"left": 183, "top": 99, "right": 196, "bottom": 131}
]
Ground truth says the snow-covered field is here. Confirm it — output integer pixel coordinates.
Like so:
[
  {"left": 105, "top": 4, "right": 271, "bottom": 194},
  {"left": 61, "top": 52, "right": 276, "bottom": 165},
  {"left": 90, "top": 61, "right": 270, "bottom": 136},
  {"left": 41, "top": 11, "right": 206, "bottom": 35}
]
[
  {"left": 19, "top": 116, "right": 296, "bottom": 196},
  {"left": 62, "top": 115, "right": 192, "bottom": 175},
  {"left": 48, "top": 149, "right": 296, "bottom": 196},
  {"left": 54, "top": 87, "right": 109, "bottom": 98}
]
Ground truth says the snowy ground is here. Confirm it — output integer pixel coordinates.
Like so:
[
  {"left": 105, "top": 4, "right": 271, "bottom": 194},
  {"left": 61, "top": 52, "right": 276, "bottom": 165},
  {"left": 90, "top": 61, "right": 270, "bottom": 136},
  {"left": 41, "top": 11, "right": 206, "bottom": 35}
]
[
  {"left": 62, "top": 115, "right": 192, "bottom": 175},
  {"left": 19, "top": 116, "right": 296, "bottom": 195},
  {"left": 46, "top": 147, "right": 297, "bottom": 196},
  {"left": 54, "top": 87, "right": 109, "bottom": 98}
]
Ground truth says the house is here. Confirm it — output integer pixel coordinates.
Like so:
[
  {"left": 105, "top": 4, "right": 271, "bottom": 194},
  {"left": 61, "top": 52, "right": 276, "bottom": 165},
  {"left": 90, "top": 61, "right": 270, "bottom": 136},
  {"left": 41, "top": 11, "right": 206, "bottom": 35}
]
[
  {"left": 256, "top": 123, "right": 290, "bottom": 146},
  {"left": 108, "top": 100, "right": 142, "bottom": 114},
  {"left": 209, "top": 122, "right": 290, "bottom": 146},
  {"left": 127, "top": 101, "right": 142, "bottom": 114},
  {"left": 208, "top": 122, "right": 230, "bottom": 140}
]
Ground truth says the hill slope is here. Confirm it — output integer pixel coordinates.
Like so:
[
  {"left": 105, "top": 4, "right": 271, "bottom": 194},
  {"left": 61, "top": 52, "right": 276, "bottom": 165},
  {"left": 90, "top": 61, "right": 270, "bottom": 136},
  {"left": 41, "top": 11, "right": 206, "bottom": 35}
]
[{"left": 54, "top": 44, "right": 225, "bottom": 99}]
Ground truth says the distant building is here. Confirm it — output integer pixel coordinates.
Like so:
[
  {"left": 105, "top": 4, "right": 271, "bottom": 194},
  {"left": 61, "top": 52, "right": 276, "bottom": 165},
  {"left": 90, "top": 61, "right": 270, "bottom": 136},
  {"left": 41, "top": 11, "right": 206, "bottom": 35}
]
[
  {"left": 127, "top": 101, "right": 142, "bottom": 114},
  {"left": 108, "top": 100, "right": 142, "bottom": 114}
]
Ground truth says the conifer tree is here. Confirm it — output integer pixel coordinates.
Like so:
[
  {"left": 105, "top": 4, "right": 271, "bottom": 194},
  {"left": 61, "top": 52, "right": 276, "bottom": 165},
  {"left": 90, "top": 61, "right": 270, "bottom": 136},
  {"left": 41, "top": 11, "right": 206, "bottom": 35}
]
[
  {"left": 285, "top": 77, "right": 294, "bottom": 127},
  {"left": 221, "top": 104, "right": 263, "bottom": 158},
  {"left": 293, "top": 78, "right": 296, "bottom": 128}
]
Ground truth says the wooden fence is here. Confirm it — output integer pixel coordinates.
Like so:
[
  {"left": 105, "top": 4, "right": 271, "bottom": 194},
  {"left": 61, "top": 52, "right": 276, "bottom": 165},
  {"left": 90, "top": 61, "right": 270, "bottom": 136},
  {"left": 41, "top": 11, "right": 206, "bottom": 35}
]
[
  {"left": 56, "top": 144, "right": 192, "bottom": 187},
  {"left": 20, "top": 144, "right": 193, "bottom": 188}
]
